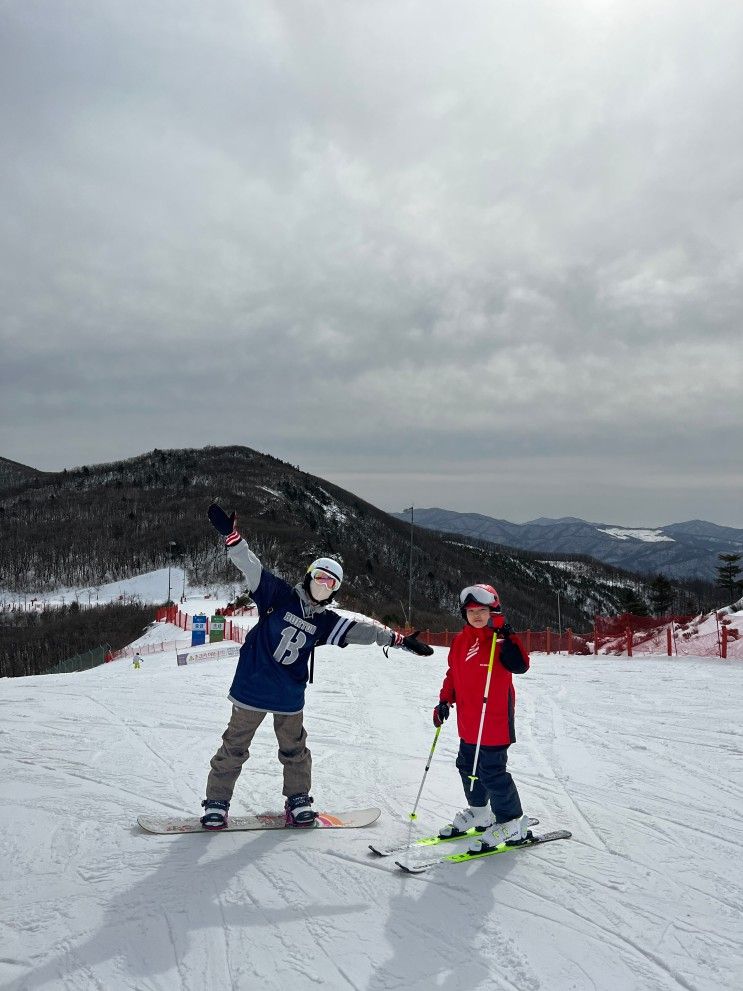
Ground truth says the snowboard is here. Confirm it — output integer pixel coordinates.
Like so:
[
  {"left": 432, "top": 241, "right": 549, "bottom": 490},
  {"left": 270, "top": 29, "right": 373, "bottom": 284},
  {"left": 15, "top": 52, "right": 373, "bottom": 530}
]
[{"left": 138, "top": 807, "right": 381, "bottom": 834}]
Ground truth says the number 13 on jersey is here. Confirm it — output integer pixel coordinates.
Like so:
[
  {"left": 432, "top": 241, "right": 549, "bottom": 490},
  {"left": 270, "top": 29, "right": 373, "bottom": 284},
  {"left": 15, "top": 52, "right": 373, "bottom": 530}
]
[{"left": 274, "top": 625, "right": 307, "bottom": 665}]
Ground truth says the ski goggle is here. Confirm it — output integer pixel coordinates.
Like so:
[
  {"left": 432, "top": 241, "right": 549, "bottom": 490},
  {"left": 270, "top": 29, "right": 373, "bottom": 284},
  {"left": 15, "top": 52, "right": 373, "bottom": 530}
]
[
  {"left": 459, "top": 585, "right": 501, "bottom": 611},
  {"left": 309, "top": 568, "right": 341, "bottom": 591}
]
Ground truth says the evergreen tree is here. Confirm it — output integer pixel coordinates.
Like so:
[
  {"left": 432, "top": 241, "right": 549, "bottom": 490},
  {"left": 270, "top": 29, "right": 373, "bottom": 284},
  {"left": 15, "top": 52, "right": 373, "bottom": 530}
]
[
  {"left": 618, "top": 587, "right": 650, "bottom": 616},
  {"left": 649, "top": 573, "right": 674, "bottom": 615},
  {"left": 715, "top": 553, "right": 743, "bottom": 601}
]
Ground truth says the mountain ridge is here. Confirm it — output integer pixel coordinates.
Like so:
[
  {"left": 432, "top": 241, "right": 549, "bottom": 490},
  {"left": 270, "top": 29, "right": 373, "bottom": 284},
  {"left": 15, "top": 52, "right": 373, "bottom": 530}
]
[
  {"left": 0, "top": 455, "right": 52, "bottom": 492},
  {"left": 391, "top": 508, "right": 742, "bottom": 581},
  {"left": 0, "top": 446, "right": 718, "bottom": 630}
]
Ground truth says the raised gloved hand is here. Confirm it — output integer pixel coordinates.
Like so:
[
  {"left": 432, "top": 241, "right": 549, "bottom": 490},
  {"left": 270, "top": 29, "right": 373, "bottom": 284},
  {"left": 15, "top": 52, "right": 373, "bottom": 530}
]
[
  {"left": 498, "top": 622, "right": 515, "bottom": 638},
  {"left": 401, "top": 631, "right": 434, "bottom": 656},
  {"left": 433, "top": 701, "right": 450, "bottom": 727},
  {"left": 208, "top": 504, "right": 241, "bottom": 546},
  {"left": 388, "top": 630, "right": 434, "bottom": 656}
]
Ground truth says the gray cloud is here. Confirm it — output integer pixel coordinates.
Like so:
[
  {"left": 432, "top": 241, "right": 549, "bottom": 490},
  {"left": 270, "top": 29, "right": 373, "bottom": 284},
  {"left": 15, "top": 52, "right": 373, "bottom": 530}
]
[{"left": 1, "top": 1, "right": 741, "bottom": 527}]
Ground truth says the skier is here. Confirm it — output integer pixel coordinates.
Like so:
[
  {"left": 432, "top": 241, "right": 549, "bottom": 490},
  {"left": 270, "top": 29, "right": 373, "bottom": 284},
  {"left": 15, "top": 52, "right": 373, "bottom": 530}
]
[
  {"left": 433, "top": 584, "right": 531, "bottom": 852},
  {"left": 200, "top": 503, "right": 433, "bottom": 830},
  {"left": 132, "top": 653, "right": 143, "bottom": 670}
]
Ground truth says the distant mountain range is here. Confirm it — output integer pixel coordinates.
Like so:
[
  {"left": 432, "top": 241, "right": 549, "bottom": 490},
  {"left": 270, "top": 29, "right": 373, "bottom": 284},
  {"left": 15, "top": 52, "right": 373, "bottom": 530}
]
[{"left": 390, "top": 509, "right": 743, "bottom": 581}]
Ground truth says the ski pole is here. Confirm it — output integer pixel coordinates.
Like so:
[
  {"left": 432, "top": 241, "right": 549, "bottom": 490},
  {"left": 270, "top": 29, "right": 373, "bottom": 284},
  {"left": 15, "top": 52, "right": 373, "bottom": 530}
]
[
  {"left": 408, "top": 724, "right": 443, "bottom": 822},
  {"left": 467, "top": 632, "right": 498, "bottom": 796}
]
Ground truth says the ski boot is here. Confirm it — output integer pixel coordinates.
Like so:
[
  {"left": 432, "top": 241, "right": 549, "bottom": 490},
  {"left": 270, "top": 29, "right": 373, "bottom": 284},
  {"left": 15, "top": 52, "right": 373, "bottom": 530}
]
[
  {"left": 200, "top": 798, "right": 230, "bottom": 830},
  {"left": 285, "top": 793, "right": 317, "bottom": 827},
  {"left": 468, "top": 814, "right": 531, "bottom": 852},
  {"left": 438, "top": 804, "right": 494, "bottom": 838}
]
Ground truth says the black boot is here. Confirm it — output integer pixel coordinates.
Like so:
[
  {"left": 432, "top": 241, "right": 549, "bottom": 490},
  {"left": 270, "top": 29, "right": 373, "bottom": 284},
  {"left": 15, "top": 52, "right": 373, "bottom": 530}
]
[
  {"left": 285, "top": 793, "right": 316, "bottom": 826},
  {"left": 200, "top": 798, "right": 230, "bottom": 830}
]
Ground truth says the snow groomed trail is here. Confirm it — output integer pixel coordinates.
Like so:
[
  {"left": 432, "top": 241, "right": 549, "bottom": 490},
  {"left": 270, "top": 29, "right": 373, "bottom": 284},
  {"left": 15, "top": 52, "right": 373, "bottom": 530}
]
[{"left": 1, "top": 638, "right": 741, "bottom": 991}]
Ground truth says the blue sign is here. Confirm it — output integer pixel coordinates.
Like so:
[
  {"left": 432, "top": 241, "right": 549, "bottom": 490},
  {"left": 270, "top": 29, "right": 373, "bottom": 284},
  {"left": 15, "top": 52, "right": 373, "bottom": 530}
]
[{"left": 191, "top": 614, "right": 207, "bottom": 647}]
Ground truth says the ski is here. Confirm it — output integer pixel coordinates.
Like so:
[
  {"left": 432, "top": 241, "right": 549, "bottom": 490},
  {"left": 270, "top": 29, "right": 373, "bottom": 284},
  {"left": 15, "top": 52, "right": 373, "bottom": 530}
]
[
  {"left": 368, "top": 817, "right": 539, "bottom": 857},
  {"left": 394, "top": 829, "right": 572, "bottom": 873},
  {"left": 138, "top": 807, "right": 380, "bottom": 834}
]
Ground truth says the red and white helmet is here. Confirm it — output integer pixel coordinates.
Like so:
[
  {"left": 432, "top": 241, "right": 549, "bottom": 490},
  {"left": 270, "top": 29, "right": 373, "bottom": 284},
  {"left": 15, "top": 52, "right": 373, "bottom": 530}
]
[{"left": 459, "top": 584, "right": 501, "bottom": 618}]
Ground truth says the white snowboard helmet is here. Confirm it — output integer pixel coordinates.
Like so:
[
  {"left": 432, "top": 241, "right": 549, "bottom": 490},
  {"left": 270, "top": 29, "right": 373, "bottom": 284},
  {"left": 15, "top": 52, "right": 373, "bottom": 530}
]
[{"left": 303, "top": 557, "right": 344, "bottom": 603}]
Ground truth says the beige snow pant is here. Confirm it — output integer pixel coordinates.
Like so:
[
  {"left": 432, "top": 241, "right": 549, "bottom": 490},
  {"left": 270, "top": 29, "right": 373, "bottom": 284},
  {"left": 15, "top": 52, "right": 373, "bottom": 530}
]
[{"left": 205, "top": 705, "right": 311, "bottom": 802}]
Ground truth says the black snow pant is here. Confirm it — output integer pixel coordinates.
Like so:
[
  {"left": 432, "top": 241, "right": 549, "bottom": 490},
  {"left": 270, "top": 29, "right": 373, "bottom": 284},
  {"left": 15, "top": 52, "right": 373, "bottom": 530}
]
[{"left": 456, "top": 740, "right": 523, "bottom": 822}]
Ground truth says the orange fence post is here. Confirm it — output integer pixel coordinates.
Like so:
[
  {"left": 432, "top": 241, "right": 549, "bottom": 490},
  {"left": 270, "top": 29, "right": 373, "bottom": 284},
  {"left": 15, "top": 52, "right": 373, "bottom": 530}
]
[
  {"left": 626, "top": 628, "right": 633, "bottom": 657},
  {"left": 526, "top": 630, "right": 531, "bottom": 653},
  {"left": 567, "top": 629, "right": 573, "bottom": 655},
  {"left": 667, "top": 627, "right": 672, "bottom": 656},
  {"left": 546, "top": 628, "right": 551, "bottom": 655},
  {"left": 722, "top": 625, "right": 728, "bottom": 659}
]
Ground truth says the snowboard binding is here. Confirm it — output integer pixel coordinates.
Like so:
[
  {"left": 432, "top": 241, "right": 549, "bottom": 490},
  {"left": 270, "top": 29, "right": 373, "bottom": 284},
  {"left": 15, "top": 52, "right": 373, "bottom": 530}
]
[
  {"left": 200, "top": 799, "right": 230, "bottom": 830},
  {"left": 285, "top": 793, "right": 317, "bottom": 827}
]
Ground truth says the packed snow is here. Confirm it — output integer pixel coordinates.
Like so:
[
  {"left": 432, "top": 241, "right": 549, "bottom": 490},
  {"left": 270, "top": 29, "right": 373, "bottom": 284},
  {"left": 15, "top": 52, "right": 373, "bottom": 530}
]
[
  {"left": 0, "top": 568, "right": 191, "bottom": 611},
  {"left": 2, "top": 618, "right": 742, "bottom": 990}
]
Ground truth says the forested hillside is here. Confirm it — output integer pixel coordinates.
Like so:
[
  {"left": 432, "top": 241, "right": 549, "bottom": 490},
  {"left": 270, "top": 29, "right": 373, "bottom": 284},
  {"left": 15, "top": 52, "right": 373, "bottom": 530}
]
[
  {"left": 0, "top": 602, "right": 153, "bottom": 678},
  {"left": 0, "top": 446, "right": 710, "bottom": 632}
]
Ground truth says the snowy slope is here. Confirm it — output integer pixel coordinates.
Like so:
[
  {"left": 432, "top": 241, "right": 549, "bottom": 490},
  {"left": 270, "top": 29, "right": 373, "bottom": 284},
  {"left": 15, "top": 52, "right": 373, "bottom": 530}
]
[
  {"left": 0, "top": 567, "right": 233, "bottom": 611},
  {"left": 2, "top": 646, "right": 742, "bottom": 991}
]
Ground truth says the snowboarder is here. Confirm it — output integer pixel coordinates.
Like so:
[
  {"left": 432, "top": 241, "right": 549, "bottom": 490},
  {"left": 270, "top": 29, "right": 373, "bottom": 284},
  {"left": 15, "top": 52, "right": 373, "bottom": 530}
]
[
  {"left": 433, "top": 584, "right": 531, "bottom": 852},
  {"left": 132, "top": 653, "right": 143, "bottom": 670},
  {"left": 200, "top": 503, "right": 433, "bottom": 830}
]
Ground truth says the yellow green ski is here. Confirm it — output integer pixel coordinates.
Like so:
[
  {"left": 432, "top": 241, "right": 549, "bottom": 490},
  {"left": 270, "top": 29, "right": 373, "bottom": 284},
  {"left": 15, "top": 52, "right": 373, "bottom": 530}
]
[
  {"left": 395, "top": 828, "right": 572, "bottom": 873},
  {"left": 368, "top": 817, "right": 539, "bottom": 858}
]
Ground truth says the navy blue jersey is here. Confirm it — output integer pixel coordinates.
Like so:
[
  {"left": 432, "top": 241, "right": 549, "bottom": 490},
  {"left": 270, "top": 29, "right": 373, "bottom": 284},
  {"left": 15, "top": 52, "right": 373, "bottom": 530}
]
[{"left": 228, "top": 568, "right": 354, "bottom": 713}]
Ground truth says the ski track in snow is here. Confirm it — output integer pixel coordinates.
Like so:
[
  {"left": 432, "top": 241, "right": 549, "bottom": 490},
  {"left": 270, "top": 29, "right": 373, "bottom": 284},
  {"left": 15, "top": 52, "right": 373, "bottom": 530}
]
[{"left": 1, "top": 646, "right": 742, "bottom": 991}]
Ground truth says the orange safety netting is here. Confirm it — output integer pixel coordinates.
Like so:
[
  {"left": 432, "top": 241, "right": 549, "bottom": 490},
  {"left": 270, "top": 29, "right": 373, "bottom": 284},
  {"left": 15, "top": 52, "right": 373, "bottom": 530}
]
[
  {"left": 593, "top": 613, "right": 739, "bottom": 658},
  {"left": 404, "top": 615, "right": 740, "bottom": 659},
  {"left": 139, "top": 611, "right": 738, "bottom": 661}
]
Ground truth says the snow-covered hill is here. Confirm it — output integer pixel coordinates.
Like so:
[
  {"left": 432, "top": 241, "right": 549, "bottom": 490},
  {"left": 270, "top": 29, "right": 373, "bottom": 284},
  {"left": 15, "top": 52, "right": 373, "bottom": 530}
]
[
  {"left": 0, "top": 567, "right": 207, "bottom": 611},
  {"left": 2, "top": 640, "right": 741, "bottom": 990}
]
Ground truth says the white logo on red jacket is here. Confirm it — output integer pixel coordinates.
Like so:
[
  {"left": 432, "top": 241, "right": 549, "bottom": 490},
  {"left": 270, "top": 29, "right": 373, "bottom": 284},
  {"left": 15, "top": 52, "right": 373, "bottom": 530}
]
[{"left": 465, "top": 643, "right": 479, "bottom": 663}]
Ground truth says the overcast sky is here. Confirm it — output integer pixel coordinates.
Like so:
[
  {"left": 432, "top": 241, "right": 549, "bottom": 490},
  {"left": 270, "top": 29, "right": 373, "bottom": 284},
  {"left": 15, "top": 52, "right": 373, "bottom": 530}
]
[{"left": 1, "top": 1, "right": 742, "bottom": 528}]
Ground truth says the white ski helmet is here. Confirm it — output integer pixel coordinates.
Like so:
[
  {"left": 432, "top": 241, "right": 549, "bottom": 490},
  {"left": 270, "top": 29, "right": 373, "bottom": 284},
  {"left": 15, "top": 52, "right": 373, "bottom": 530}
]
[
  {"left": 307, "top": 557, "right": 344, "bottom": 587},
  {"left": 303, "top": 557, "right": 344, "bottom": 602}
]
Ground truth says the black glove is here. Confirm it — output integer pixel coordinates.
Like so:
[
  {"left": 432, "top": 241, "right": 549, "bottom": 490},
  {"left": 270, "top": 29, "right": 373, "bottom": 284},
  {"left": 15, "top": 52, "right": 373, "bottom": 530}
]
[
  {"left": 208, "top": 504, "right": 241, "bottom": 545},
  {"left": 401, "top": 631, "right": 434, "bottom": 656},
  {"left": 499, "top": 623, "right": 514, "bottom": 638},
  {"left": 433, "top": 701, "right": 450, "bottom": 727}
]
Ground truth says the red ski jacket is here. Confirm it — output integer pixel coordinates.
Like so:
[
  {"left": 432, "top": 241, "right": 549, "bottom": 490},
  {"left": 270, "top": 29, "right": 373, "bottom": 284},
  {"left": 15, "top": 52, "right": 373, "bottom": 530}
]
[{"left": 439, "top": 625, "right": 530, "bottom": 746}]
